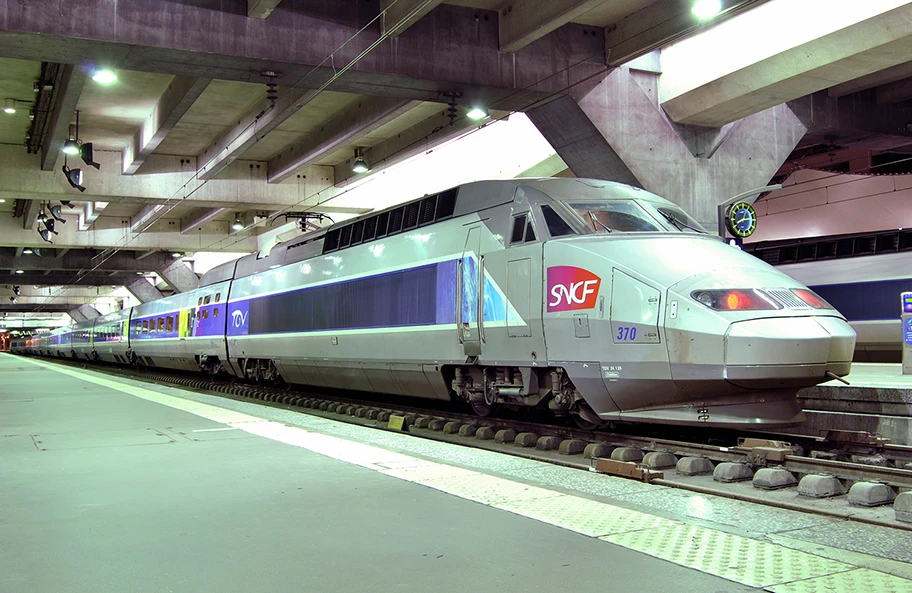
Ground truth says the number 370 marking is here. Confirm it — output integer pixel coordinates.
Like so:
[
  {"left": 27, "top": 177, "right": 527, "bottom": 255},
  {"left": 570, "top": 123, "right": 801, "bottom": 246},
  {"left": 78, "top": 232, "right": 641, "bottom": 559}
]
[{"left": 617, "top": 326, "right": 637, "bottom": 341}]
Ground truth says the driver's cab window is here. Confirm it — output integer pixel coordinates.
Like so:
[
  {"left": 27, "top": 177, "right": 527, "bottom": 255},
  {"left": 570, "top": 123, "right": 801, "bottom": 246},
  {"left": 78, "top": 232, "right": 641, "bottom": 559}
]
[{"left": 510, "top": 213, "right": 537, "bottom": 245}]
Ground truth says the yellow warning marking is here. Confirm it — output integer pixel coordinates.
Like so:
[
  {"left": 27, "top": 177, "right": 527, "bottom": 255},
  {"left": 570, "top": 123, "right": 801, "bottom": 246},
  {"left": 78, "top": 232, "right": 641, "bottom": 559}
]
[
  {"left": 766, "top": 568, "right": 912, "bottom": 593},
  {"left": 22, "top": 355, "right": 912, "bottom": 592},
  {"left": 603, "top": 524, "right": 853, "bottom": 588}
]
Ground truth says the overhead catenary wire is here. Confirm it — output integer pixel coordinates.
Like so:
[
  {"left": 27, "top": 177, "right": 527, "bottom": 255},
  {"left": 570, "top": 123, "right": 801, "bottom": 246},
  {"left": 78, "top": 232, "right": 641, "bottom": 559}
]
[{"left": 32, "top": 37, "right": 613, "bottom": 315}]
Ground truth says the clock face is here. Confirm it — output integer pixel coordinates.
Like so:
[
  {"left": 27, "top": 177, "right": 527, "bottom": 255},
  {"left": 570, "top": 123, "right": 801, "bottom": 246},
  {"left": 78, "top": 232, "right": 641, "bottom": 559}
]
[{"left": 727, "top": 202, "right": 757, "bottom": 238}]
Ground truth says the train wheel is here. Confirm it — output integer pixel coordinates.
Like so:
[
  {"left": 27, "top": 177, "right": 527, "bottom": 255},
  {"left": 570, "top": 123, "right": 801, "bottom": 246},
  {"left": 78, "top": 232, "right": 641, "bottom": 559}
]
[
  {"left": 572, "top": 415, "right": 599, "bottom": 430},
  {"left": 573, "top": 403, "right": 605, "bottom": 430},
  {"left": 471, "top": 400, "right": 499, "bottom": 417}
]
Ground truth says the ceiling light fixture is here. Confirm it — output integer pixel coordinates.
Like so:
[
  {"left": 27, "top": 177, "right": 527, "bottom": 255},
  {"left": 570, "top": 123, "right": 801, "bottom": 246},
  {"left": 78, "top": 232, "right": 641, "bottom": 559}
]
[
  {"left": 49, "top": 204, "right": 67, "bottom": 224},
  {"left": 14, "top": 269, "right": 23, "bottom": 274},
  {"left": 22, "top": 248, "right": 33, "bottom": 255},
  {"left": 39, "top": 229, "right": 54, "bottom": 244},
  {"left": 62, "top": 164, "right": 86, "bottom": 192},
  {"left": 79, "top": 142, "right": 100, "bottom": 170},
  {"left": 62, "top": 137, "right": 80, "bottom": 155},
  {"left": 171, "top": 252, "right": 182, "bottom": 258},
  {"left": 231, "top": 214, "right": 245, "bottom": 231},
  {"left": 351, "top": 148, "right": 369, "bottom": 174},
  {"left": 691, "top": 0, "right": 722, "bottom": 20},
  {"left": 3, "top": 99, "right": 16, "bottom": 114},
  {"left": 92, "top": 68, "right": 118, "bottom": 85},
  {"left": 466, "top": 106, "right": 489, "bottom": 120}
]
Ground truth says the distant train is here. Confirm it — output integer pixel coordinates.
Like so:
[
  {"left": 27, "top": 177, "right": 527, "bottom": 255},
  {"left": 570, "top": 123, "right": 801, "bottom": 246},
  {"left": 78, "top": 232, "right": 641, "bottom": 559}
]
[
  {"left": 12, "top": 178, "right": 856, "bottom": 429},
  {"left": 746, "top": 235, "right": 912, "bottom": 362}
]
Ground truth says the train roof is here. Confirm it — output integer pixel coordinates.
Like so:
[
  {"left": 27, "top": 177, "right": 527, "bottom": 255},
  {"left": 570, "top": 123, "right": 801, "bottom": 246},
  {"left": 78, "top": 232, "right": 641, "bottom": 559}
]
[{"left": 199, "top": 178, "right": 677, "bottom": 286}]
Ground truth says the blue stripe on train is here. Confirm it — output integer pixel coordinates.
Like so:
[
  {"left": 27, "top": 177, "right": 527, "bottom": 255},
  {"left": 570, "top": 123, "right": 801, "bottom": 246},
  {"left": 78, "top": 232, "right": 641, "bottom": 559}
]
[
  {"left": 229, "top": 261, "right": 461, "bottom": 337},
  {"left": 811, "top": 278, "right": 912, "bottom": 321}
]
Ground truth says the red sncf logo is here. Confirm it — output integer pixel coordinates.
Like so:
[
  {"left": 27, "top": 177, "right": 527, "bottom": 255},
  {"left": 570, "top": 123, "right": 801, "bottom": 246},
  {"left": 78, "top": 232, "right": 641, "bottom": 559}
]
[{"left": 547, "top": 266, "right": 601, "bottom": 312}]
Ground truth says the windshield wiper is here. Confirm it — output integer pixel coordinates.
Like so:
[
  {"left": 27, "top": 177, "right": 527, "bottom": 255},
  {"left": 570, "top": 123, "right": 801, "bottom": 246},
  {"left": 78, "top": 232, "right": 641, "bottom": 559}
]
[
  {"left": 659, "top": 210, "right": 705, "bottom": 234},
  {"left": 587, "top": 210, "right": 612, "bottom": 233}
]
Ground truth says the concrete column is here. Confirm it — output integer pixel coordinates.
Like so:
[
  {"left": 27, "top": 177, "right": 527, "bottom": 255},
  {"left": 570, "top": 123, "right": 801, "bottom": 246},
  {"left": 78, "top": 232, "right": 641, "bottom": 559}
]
[
  {"left": 527, "top": 67, "right": 808, "bottom": 226},
  {"left": 68, "top": 309, "right": 87, "bottom": 323},
  {"left": 157, "top": 260, "right": 200, "bottom": 293},
  {"left": 74, "top": 304, "right": 101, "bottom": 319},
  {"left": 126, "top": 278, "right": 164, "bottom": 303}
]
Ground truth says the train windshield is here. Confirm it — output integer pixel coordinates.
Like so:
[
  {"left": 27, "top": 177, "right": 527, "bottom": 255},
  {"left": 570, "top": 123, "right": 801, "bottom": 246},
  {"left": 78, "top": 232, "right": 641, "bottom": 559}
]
[
  {"left": 652, "top": 206, "right": 709, "bottom": 234},
  {"left": 567, "top": 201, "right": 663, "bottom": 233}
]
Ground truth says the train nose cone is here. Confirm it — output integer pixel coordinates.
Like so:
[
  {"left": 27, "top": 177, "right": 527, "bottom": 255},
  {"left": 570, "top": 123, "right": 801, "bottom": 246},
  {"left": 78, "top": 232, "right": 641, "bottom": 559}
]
[{"left": 724, "top": 315, "right": 855, "bottom": 389}]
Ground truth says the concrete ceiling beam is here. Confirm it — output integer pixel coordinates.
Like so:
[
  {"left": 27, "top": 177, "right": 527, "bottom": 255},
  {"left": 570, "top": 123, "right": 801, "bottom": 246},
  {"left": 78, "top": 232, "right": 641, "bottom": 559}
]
[
  {"left": 0, "top": 148, "right": 343, "bottom": 214},
  {"left": 661, "top": 3, "right": 912, "bottom": 127},
  {"left": 333, "top": 107, "right": 508, "bottom": 187},
  {"left": 123, "top": 76, "right": 212, "bottom": 175},
  {"left": 126, "top": 278, "right": 164, "bottom": 303},
  {"left": 180, "top": 208, "right": 229, "bottom": 235},
  {"left": 196, "top": 87, "right": 311, "bottom": 181},
  {"left": 0, "top": 304, "right": 74, "bottom": 313},
  {"left": 829, "top": 62, "right": 912, "bottom": 97},
  {"left": 603, "top": 0, "right": 762, "bottom": 68},
  {"left": 876, "top": 77, "right": 912, "bottom": 105},
  {"left": 156, "top": 259, "right": 200, "bottom": 293},
  {"left": 0, "top": 3, "right": 600, "bottom": 111},
  {"left": 130, "top": 204, "right": 165, "bottom": 233},
  {"left": 21, "top": 199, "right": 39, "bottom": 231},
  {"left": 380, "top": 0, "right": 444, "bottom": 36},
  {"left": 0, "top": 273, "right": 137, "bottom": 286},
  {"left": 40, "top": 64, "right": 87, "bottom": 172},
  {"left": 268, "top": 98, "right": 423, "bottom": 184},
  {"left": 0, "top": 250, "right": 170, "bottom": 273},
  {"left": 788, "top": 91, "right": 912, "bottom": 151},
  {"left": 14, "top": 248, "right": 24, "bottom": 257},
  {"left": 0, "top": 213, "right": 258, "bottom": 252},
  {"left": 248, "top": 0, "right": 283, "bottom": 19},
  {"left": 499, "top": 0, "right": 609, "bottom": 53},
  {"left": 78, "top": 201, "right": 108, "bottom": 231}
]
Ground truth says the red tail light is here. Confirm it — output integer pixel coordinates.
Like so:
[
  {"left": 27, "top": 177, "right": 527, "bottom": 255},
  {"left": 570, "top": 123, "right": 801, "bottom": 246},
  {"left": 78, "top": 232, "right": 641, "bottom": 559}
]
[
  {"left": 691, "top": 289, "right": 780, "bottom": 311},
  {"left": 792, "top": 288, "right": 833, "bottom": 309}
]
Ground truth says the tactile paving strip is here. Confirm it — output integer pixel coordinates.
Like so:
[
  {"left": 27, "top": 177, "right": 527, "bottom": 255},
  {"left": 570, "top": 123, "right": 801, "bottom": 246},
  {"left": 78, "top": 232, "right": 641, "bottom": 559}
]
[
  {"left": 603, "top": 524, "right": 854, "bottom": 588},
  {"left": 766, "top": 568, "right": 912, "bottom": 593},
  {"left": 412, "top": 473, "right": 565, "bottom": 505},
  {"left": 496, "top": 494, "right": 679, "bottom": 537}
]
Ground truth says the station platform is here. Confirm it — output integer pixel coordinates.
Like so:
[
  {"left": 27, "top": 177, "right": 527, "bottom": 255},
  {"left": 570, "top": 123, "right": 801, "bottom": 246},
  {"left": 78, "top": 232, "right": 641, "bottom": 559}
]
[
  {"left": 799, "top": 363, "right": 912, "bottom": 445},
  {"left": 3, "top": 354, "right": 912, "bottom": 593}
]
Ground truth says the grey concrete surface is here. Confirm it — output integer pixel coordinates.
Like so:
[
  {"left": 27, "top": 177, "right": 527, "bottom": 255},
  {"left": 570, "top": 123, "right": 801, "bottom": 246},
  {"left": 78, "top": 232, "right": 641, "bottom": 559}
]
[{"left": 1, "top": 356, "right": 762, "bottom": 593}]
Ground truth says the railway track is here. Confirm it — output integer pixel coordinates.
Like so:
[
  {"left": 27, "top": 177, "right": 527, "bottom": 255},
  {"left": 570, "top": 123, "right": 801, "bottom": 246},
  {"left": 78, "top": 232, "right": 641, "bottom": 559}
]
[{"left": 32, "top": 356, "right": 912, "bottom": 530}]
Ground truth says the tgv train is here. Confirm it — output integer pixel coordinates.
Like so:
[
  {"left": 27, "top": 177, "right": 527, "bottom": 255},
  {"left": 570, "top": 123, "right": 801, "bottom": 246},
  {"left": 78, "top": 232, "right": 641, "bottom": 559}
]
[
  {"left": 12, "top": 178, "right": 857, "bottom": 428},
  {"left": 744, "top": 232, "right": 912, "bottom": 362}
]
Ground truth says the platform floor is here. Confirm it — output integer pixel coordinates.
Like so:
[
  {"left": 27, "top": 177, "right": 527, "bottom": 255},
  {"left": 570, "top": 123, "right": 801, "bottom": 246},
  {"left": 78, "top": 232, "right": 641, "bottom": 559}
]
[
  {"left": 820, "top": 363, "right": 912, "bottom": 389},
  {"left": 3, "top": 354, "right": 912, "bottom": 593}
]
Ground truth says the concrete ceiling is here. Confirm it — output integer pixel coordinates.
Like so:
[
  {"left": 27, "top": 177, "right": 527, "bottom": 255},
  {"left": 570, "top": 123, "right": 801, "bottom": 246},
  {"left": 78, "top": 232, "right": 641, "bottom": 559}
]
[{"left": 1, "top": 0, "right": 912, "bottom": 313}]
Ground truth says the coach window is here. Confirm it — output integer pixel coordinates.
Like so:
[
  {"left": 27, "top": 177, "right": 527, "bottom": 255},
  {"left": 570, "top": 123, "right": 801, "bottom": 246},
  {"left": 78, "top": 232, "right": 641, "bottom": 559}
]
[
  {"left": 213, "top": 308, "right": 219, "bottom": 318},
  {"left": 158, "top": 317, "right": 165, "bottom": 331},
  {"left": 202, "top": 309, "right": 209, "bottom": 320},
  {"left": 166, "top": 316, "right": 174, "bottom": 332},
  {"left": 142, "top": 320, "right": 149, "bottom": 333},
  {"left": 135, "top": 321, "right": 142, "bottom": 333},
  {"left": 198, "top": 297, "right": 203, "bottom": 306},
  {"left": 204, "top": 295, "right": 211, "bottom": 305},
  {"left": 215, "top": 293, "right": 221, "bottom": 302}
]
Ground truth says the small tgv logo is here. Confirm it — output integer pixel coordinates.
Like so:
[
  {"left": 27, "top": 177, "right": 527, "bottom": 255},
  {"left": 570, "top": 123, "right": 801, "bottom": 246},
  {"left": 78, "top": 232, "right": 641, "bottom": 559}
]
[
  {"left": 231, "top": 309, "right": 248, "bottom": 328},
  {"left": 547, "top": 266, "right": 601, "bottom": 312}
]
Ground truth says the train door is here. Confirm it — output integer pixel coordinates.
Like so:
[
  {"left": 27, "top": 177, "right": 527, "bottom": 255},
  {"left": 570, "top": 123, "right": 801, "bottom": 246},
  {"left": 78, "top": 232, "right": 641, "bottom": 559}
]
[{"left": 458, "top": 225, "right": 483, "bottom": 357}]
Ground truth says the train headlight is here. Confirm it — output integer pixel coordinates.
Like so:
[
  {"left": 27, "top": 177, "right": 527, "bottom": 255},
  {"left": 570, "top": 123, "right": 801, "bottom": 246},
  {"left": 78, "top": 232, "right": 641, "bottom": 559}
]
[
  {"left": 690, "top": 289, "right": 781, "bottom": 311},
  {"left": 791, "top": 288, "right": 833, "bottom": 309}
]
